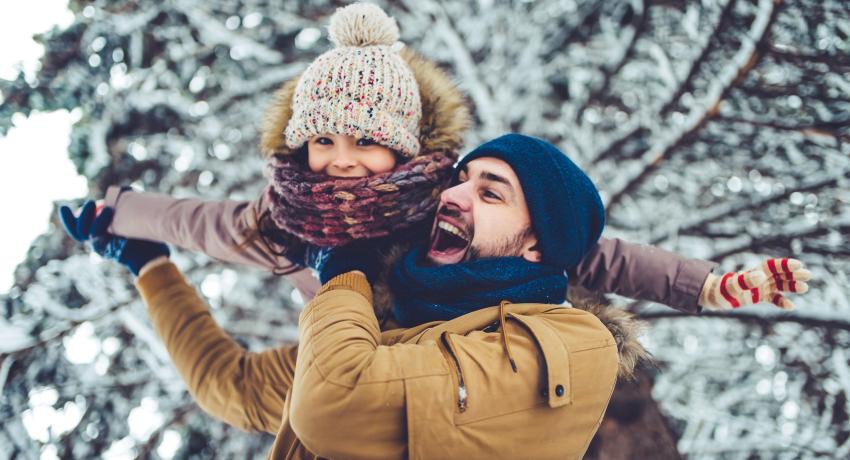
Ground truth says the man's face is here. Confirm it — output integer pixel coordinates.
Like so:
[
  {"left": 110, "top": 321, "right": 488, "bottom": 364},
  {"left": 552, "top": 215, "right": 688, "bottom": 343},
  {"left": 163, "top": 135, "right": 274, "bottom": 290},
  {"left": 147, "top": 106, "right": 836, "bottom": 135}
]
[{"left": 427, "top": 157, "right": 541, "bottom": 265}]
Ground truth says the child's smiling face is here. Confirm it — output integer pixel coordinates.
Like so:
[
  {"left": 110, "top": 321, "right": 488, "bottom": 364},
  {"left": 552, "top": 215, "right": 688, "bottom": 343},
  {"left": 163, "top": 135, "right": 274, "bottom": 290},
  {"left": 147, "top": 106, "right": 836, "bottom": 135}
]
[{"left": 307, "top": 133, "right": 397, "bottom": 177}]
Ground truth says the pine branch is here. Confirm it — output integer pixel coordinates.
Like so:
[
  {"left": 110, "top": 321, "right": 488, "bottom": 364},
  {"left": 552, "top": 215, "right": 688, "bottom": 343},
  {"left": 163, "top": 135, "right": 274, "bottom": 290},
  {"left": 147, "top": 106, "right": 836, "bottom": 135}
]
[
  {"left": 173, "top": 0, "right": 284, "bottom": 64},
  {"left": 736, "top": 84, "right": 850, "bottom": 105},
  {"left": 591, "top": 124, "right": 648, "bottom": 165}
]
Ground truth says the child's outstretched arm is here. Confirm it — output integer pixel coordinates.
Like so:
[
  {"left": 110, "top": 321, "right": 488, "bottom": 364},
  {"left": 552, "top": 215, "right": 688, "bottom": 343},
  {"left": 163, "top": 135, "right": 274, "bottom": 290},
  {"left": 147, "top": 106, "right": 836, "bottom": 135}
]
[
  {"left": 103, "top": 186, "right": 286, "bottom": 269},
  {"left": 102, "top": 186, "right": 320, "bottom": 297},
  {"left": 569, "top": 238, "right": 810, "bottom": 313},
  {"left": 569, "top": 238, "right": 715, "bottom": 313}
]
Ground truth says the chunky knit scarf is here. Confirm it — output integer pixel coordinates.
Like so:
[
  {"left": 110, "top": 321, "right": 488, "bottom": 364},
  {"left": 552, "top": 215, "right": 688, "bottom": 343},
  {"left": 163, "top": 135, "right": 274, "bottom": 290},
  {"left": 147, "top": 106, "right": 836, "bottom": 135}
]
[
  {"left": 264, "top": 152, "right": 455, "bottom": 247},
  {"left": 389, "top": 246, "right": 568, "bottom": 327}
]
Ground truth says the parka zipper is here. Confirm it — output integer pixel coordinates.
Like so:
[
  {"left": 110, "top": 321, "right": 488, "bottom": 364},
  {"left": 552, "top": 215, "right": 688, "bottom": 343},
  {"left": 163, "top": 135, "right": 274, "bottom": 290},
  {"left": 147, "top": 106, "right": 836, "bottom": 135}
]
[{"left": 441, "top": 332, "right": 467, "bottom": 413}]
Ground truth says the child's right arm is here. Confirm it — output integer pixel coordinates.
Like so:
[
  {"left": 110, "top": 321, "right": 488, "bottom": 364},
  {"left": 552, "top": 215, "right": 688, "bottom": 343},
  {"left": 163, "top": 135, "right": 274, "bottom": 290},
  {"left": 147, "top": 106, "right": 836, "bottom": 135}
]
[
  {"left": 103, "top": 186, "right": 288, "bottom": 268},
  {"left": 102, "top": 186, "right": 320, "bottom": 299}
]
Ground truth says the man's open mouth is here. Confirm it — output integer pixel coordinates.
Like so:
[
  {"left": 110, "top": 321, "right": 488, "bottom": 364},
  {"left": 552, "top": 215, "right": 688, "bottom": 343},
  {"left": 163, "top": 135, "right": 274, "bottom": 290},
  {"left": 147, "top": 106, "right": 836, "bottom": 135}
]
[{"left": 428, "top": 220, "right": 471, "bottom": 264}]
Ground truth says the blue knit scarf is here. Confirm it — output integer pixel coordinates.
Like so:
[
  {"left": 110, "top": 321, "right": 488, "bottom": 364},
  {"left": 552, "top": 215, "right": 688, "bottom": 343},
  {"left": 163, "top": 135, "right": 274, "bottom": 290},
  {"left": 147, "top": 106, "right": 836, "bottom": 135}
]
[{"left": 389, "top": 245, "right": 568, "bottom": 327}]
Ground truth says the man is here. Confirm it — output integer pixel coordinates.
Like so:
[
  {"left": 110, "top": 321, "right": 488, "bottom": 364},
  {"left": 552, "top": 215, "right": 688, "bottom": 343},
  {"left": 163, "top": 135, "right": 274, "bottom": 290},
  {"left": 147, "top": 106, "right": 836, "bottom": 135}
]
[{"left": 60, "top": 134, "right": 808, "bottom": 459}]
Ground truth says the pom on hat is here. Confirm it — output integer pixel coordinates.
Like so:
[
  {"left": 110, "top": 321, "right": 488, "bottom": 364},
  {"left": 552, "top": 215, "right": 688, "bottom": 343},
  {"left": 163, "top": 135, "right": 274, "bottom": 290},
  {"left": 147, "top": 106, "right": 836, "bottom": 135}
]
[
  {"left": 285, "top": 2, "right": 421, "bottom": 157},
  {"left": 328, "top": 3, "right": 400, "bottom": 47}
]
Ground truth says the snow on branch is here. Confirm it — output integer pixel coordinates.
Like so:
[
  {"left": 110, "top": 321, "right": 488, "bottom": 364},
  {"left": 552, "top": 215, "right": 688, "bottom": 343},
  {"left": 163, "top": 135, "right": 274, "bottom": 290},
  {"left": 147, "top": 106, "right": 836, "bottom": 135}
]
[
  {"left": 659, "top": 0, "right": 737, "bottom": 114},
  {"left": 174, "top": 0, "right": 284, "bottom": 64},
  {"left": 604, "top": 0, "right": 781, "bottom": 211},
  {"left": 649, "top": 170, "right": 849, "bottom": 244},
  {"left": 640, "top": 309, "right": 850, "bottom": 332},
  {"left": 574, "top": 0, "right": 647, "bottom": 122}
]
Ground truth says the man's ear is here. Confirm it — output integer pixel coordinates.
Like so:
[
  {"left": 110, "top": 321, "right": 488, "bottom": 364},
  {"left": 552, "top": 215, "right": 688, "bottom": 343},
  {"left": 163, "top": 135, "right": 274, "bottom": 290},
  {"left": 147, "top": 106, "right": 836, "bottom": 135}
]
[{"left": 521, "top": 239, "right": 542, "bottom": 263}]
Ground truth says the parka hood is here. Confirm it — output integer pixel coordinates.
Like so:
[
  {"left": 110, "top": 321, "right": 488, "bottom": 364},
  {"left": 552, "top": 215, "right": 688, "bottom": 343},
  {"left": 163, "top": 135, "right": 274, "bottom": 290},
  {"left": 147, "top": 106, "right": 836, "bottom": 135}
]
[{"left": 259, "top": 48, "right": 471, "bottom": 159}]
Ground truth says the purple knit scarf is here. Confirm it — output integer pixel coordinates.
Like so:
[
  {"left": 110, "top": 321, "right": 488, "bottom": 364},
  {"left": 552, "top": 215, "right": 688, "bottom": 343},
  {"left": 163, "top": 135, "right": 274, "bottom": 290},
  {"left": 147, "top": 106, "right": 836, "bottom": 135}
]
[{"left": 264, "top": 152, "right": 455, "bottom": 247}]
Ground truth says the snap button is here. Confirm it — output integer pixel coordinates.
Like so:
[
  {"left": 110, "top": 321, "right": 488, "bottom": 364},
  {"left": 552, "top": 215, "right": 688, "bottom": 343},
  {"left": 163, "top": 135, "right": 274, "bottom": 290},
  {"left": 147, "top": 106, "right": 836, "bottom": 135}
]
[{"left": 555, "top": 384, "right": 565, "bottom": 397}]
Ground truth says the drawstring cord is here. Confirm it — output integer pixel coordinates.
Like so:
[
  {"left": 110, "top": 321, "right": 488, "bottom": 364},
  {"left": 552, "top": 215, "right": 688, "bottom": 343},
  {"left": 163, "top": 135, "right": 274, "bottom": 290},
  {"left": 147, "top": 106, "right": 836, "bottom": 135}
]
[{"left": 499, "top": 300, "right": 519, "bottom": 373}]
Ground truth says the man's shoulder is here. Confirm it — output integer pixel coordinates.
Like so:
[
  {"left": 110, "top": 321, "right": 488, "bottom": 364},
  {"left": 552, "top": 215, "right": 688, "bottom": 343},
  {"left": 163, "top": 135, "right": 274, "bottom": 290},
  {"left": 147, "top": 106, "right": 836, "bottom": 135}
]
[{"left": 510, "top": 303, "right": 617, "bottom": 353}]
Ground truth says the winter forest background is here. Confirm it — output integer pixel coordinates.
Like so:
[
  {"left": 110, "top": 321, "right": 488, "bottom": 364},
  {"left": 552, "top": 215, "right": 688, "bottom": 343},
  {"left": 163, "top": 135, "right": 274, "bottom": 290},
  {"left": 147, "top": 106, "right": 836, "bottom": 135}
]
[{"left": 1, "top": 0, "right": 848, "bottom": 458}]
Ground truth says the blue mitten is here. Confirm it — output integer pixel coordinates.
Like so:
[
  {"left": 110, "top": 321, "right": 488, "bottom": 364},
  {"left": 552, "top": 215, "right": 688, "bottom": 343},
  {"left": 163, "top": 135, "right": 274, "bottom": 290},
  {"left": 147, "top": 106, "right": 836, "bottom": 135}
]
[
  {"left": 59, "top": 200, "right": 170, "bottom": 275},
  {"left": 313, "top": 239, "right": 387, "bottom": 285}
]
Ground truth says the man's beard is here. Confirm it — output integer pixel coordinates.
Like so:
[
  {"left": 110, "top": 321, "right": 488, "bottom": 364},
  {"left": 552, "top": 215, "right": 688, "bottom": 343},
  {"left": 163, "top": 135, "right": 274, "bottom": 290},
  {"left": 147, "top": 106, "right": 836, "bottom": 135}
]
[{"left": 465, "top": 226, "right": 534, "bottom": 261}]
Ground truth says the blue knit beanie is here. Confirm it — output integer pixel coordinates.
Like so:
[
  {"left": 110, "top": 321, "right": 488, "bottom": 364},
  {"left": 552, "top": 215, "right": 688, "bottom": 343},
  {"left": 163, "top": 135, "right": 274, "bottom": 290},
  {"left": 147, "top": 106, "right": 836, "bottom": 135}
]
[{"left": 454, "top": 134, "right": 605, "bottom": 271}]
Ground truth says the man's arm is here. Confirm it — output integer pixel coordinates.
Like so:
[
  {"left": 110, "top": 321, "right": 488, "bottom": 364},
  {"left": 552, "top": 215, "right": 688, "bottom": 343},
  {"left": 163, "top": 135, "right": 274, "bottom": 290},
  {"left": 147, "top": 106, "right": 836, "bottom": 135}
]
[
  {"left": 569, "top": 237, "right": 717, "bottom": 313},
  {"left": 136, "top": 260, "right": 297, "bottom": 433},
  {"left": 288, "top": 272, "right": 424, "bottom": 459}
]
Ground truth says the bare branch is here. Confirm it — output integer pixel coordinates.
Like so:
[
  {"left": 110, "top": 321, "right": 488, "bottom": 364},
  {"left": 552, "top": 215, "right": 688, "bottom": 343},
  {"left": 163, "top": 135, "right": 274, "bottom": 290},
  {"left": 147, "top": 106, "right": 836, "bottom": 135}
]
[
  {"left": 660, "top": 0, "right": 739, "bottom": 114},
  {"left": 650, "top": 170, "right": 849, "bottom": 244},
  {"left": 605, "top": 0, "right": 783, "bottom": 212},
  {"left": 575, "top": 0, "right": 649, "bottom": 122},
  {"left": 639, "top": 309, "right": 850, "bottom": 332}
]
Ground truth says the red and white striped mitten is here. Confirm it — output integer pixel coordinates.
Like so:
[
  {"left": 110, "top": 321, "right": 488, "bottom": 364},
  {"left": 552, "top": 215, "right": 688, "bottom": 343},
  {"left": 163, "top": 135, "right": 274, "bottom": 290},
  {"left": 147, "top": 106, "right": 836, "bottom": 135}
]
[{"left": 698, "top": 258, "right": 812, "bottom": 311}]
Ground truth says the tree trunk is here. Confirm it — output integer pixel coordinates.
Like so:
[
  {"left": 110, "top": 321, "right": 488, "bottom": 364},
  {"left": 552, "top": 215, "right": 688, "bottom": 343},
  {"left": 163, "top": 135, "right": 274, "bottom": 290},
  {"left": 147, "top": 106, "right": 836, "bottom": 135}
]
[{"left": 585, "top": 366, "right": 681, "bottom": 460}]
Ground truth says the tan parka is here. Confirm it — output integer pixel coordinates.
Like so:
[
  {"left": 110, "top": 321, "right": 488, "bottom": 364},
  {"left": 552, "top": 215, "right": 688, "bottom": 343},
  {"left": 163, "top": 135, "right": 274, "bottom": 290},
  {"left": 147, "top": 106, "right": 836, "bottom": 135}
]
[{"left": 138, "top": 261, "right": 622, "bottom": 459}]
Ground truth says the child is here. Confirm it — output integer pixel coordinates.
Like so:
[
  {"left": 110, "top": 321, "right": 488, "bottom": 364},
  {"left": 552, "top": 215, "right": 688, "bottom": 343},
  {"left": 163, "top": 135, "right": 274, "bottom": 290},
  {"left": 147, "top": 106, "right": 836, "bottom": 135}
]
[{"left": 61, "top": 3, "right": 809, "bottom": 325}]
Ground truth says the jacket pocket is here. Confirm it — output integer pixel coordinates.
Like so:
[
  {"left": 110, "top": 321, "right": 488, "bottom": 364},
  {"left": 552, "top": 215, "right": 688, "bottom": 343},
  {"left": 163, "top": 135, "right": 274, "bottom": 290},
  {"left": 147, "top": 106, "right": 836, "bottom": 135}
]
[
  {"left": 441, "top": 332, "right": 468, "bottom": 413},
  {"left": 446, "top": 326, "right": 550, "bottom": 425}
]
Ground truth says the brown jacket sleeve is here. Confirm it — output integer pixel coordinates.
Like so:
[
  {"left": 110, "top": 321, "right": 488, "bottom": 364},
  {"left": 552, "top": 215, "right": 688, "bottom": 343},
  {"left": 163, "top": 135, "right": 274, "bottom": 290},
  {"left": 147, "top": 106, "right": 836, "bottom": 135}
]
[
  {"left": 570, "top": 237, "right": 718, "bottom": 314},
  {"left": 289, "top": 272, "right": 443, "bottom": 460},
  {"left": 135, "top": 262, "right": 297, "bottom": 433}
]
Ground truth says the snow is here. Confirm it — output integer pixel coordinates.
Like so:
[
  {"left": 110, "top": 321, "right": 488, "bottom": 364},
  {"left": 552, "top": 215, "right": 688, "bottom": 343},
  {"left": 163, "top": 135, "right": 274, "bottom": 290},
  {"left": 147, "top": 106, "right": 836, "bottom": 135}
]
[
  {"left": 1, "top": 0, "right": 848, "bottom": 457},
  {"left": 0, "top": 111, "right": 86, "bottom": 294}
]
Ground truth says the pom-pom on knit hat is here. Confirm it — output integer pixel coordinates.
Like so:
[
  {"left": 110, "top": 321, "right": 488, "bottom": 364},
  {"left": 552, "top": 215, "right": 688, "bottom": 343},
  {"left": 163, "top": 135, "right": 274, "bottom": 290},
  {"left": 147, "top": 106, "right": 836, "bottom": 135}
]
[{"left": 284, "top": 3, "right": 422, "bottom": 157}]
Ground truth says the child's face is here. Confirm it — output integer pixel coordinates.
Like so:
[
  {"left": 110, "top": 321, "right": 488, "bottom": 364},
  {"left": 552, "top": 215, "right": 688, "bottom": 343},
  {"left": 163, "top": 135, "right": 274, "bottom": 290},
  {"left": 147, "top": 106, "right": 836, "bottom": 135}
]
[{"left": 307, "top": 134, "right": 397, "bottom": 177}]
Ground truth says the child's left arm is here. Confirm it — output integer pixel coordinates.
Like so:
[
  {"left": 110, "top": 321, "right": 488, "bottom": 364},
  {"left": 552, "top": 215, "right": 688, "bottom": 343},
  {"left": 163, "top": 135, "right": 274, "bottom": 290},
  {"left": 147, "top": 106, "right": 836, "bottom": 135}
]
[{"left": 568, "top": 238, "right": 811, "bottom": 313}]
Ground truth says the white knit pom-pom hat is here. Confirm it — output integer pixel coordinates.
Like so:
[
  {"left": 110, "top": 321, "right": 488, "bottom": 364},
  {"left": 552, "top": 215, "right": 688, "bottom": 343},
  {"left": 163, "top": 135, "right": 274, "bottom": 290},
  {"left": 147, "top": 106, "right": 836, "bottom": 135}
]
[{"left": 284, "top": 3, "right": 422, "bottom": 157}]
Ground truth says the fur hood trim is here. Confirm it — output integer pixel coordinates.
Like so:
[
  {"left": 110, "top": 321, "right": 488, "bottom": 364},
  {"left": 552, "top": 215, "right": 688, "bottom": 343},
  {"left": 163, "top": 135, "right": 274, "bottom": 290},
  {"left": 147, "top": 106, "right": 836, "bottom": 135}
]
[
  {"left": 567, "top": 296, "right": 650, "bottom": 380},
  {"left": 260, "top": 48, "right": 471, "bottom": 159}
]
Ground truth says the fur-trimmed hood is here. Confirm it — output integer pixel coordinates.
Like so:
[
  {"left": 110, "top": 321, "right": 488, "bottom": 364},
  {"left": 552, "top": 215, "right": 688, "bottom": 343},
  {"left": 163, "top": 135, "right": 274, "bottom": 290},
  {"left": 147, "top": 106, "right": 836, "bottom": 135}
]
[
  {"left": 259, "top": 48, "right": 471, "bottom": 159},
  {"left": 372, "top": 244, "right": 650, "bottom": 380}
]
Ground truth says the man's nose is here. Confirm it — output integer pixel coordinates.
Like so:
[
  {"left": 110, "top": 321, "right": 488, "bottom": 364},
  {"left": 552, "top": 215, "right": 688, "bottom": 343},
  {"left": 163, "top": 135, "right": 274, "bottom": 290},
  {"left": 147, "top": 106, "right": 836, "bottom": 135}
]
[{"left": 439, "top": 181, "right": 473, "bottom": 212}]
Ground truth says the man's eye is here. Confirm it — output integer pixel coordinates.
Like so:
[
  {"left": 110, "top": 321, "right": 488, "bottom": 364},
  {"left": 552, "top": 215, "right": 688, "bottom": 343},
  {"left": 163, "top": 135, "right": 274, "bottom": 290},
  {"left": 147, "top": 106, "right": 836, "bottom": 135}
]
[{"left": 482, "top": 190, "right": 501, "bottom": 201}]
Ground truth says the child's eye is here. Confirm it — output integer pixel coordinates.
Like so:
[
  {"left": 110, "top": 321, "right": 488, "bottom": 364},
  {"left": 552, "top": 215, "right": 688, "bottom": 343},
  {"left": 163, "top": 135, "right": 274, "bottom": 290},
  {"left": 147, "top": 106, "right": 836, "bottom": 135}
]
[
  {"left": 315, "top": 137, "right": 333, "bottom": 145},
  {"left": 356, "top": 138, "right": 378, "bottom": 147}
]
